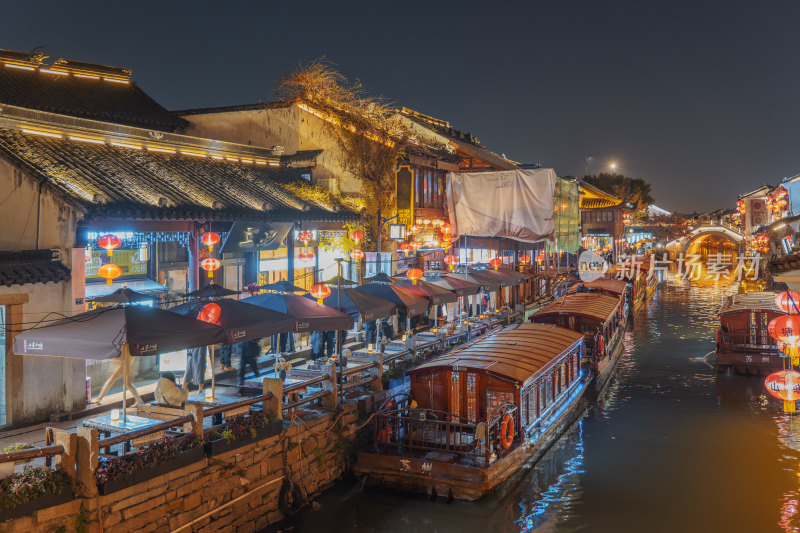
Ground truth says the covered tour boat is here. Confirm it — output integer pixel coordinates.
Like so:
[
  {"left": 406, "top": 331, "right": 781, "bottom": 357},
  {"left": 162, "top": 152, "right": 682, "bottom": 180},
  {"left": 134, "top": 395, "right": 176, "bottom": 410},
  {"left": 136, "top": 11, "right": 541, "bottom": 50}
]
[
  {"left": 355, "top": 323, "right": 588, "bottom": 501},
  {"left": 606, "top": 257, "right": 657, "bottom": 310},
  {"left": 715, "top": 292, "right": 786, "bottom": 375},
  {"left": 531, "top": 292, "right": 626, "bottom": 390}
]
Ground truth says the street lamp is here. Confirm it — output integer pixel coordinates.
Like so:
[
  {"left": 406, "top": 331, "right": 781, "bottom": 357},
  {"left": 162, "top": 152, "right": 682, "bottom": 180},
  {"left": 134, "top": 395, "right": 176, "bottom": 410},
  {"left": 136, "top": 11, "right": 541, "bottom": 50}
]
[{"left": 610, "top": 162, "right": 617, "bottom": 174}]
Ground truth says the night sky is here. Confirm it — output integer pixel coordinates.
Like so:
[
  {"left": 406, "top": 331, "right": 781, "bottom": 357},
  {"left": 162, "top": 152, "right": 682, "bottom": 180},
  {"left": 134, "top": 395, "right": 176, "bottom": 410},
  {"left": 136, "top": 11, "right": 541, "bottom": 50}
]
[{"left": 3, "top": 1, "right": 799, "bottom": 213}]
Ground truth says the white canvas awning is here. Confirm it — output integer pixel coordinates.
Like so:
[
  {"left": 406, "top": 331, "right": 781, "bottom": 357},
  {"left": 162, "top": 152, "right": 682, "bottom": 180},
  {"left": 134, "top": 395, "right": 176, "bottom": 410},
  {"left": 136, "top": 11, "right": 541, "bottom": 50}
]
[{"left": 446, "top": 168, "right": 556, "bottom": 243}]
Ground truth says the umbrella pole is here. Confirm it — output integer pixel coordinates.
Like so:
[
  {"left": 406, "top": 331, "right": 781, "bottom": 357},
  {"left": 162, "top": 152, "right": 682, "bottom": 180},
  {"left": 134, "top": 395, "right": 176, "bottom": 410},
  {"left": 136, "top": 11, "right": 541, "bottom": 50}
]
[
  {"left": 209, "top": 345, "right": 215, "bottom": 400},
  {"left": 122, "top": 343, "right": 128, "bottom": 424}
]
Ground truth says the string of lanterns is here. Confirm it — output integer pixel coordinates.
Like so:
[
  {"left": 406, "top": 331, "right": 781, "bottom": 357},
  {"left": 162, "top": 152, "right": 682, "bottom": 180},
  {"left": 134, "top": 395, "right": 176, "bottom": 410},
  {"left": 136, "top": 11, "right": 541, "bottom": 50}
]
[
  {"left": 200, "top": 231, "right": 221, "bottom": 279},
  {"left": 97, "top": 234, "right": 122, "bottom": 284},
  {"left": 765, "top": 291, "right": 800, "bottom": 413}
]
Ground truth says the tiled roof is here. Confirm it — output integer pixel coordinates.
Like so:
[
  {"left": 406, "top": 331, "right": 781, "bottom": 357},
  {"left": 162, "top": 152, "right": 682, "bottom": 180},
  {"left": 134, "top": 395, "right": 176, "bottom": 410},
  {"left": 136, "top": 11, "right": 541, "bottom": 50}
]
[
  {"left": 0, "top": 128, "right": 357, "bottom": 222},
  {"left": 0, "top": 250, "right": 70, "bottom": 287},
  {"left": 0, "top": 65, "right": 187, "bottom": 132}
]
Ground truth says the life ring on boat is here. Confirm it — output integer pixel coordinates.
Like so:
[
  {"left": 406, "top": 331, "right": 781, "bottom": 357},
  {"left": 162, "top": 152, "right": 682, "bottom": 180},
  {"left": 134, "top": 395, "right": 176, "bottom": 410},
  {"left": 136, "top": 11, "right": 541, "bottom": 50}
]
[{"left": 499, "top": 413, "right": 515, "bottom": 450}]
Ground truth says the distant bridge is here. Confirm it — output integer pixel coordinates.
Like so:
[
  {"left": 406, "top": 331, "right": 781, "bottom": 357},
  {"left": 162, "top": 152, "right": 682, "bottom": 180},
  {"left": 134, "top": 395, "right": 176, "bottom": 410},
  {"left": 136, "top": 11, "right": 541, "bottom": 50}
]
[{"left": 666, "top": 225, "right": 744, "bottom": 254}]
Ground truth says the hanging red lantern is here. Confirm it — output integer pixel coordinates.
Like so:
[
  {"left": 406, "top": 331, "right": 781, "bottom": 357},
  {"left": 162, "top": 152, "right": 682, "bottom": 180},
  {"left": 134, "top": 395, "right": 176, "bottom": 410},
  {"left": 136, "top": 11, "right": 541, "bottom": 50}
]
[
  {"left": 776, "top": 291, "right": 800, "bottom": 314},
  {"left": 441, "top": 223, "right": 452, "bottom": 235},
  {"left": 519, "top": 256, "right": 531, "bottom": 265},
  {"left": 765, "top": 370, "right": 800, "bottom": 412},
  {"left": 406, "top": 268, "right": 423, "bottom": 285},
  {"left": 201, "top": 232, "right": 220, "bottom": 252},
  {"left": 350, "top": 249, "right": 364, "bottom": 261},
  {"left": 768, "top": 314, "right": 800, "bottom": 345},
  {"left": 201, "top": 257, "right": 221, "bottom": 279},
  {"left": 398, "top": 242, "right": 410, "bottom": 257},
  {"left": 299, "top": 250, "right": 314, "bottom": 260},
  {"left": 97, "top": 234, "right": 122, "bottom": 257},
  {"left": 197, "top": 302, "right": 222, "bottom": 324},
  {"left": 310, "top": 283, "right": 331, "bottom": 305},
  {"left": 409, "top": 241, "right": 421, "bottom": 253},
  {"left": 350, "top": 230, "right": 364, "bottom": 244},
  {"left": 97, "top": 263, "right": 121, "bottom": 285},
  {"left": 490, "top": 258, "right": 503, "bottom": 271},
  {"left": 298, "top": 231, "right": 313, "bottom": 246},
  {"left": 443, "top": 255, "right": 459, "bottom": 270}
]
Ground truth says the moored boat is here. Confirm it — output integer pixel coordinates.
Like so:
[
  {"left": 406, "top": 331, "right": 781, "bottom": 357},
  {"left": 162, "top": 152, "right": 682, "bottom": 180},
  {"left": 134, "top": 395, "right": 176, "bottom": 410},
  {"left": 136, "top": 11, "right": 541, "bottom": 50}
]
[
  {"left": 354, "top": 323, "right": 589, "bottom": 501},
  {"left": 531, "top": 292, "right": 627, "bottom": 391},
  {"left": 715, "top": 291, "right": 785, "bottom": 375}
]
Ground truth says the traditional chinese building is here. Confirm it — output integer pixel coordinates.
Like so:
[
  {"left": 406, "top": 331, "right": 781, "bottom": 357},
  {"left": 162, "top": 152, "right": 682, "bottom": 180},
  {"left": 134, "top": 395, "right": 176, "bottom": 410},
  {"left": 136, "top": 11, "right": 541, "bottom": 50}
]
[
  {"left": 0, "top": 48, "right": 357, "bottom": 425},
  {"left": 579, "top": 180, "right": 625, "bottom": 259}
]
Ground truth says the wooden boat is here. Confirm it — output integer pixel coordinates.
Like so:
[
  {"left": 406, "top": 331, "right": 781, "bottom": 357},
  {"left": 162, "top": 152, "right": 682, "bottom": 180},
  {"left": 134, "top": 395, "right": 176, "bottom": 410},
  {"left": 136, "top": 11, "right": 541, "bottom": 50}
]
[
  {"left": 355, "top": 323, "right": 589, "bottom": 501},
  {"left": 531, "top": 292, "right": 627, "bottom": 391},
  {"left": 714, "top": 292, "right": 785, "bottom": 375},
  {"left": 567, "top": 278, "right": 630, "bottom": 304}
]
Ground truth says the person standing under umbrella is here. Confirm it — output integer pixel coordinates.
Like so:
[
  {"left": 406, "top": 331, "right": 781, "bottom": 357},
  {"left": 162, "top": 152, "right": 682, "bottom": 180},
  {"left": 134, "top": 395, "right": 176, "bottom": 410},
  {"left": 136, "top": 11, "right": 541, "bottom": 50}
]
[
  {"left": 184, "top": 346, "right": 206, "bottom": 393},
  {"left": 238, "top": 338, "right": 261, "bottom": 385}
]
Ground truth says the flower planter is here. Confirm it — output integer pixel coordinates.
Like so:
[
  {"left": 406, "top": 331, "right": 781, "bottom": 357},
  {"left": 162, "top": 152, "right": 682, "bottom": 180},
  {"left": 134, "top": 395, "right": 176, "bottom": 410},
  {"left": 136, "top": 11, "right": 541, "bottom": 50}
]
[
  {"left": 97, "top": 446, "right": 205, "bottom": 496},
  {"left": 1, "top": 482, "right": 73, "bottom": 520},
  {"left": 204, "top": 420, "right": 283, "bottom": 457}
]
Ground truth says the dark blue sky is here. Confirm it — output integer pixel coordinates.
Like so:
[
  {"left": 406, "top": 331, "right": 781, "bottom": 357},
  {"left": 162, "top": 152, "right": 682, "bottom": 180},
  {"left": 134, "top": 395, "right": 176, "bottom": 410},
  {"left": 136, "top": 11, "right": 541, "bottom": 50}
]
[{"left": 3, "top": 0, "right": 799, "bottom": 213}]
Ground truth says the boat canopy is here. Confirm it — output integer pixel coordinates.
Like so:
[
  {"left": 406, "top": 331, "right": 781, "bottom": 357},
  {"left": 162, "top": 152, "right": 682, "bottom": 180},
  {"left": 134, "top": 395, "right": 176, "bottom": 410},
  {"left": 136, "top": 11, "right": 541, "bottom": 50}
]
[
  {"left": 533, "top": 293, "right": 621, "bottom": 324},
  {"left": 408, "top": 323, "right": 583, "bottom": 387},
  {"left": 719, "top": 292, "right": 784, "bottom": 315},
  {"left": 568, "top": 278, "right": 628, "bottom": 296}
]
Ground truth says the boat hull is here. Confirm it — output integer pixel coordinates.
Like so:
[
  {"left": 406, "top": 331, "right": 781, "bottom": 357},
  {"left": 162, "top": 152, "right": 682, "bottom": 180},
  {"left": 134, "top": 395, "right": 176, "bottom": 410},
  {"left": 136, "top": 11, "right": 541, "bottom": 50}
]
[
  {"left": 354, "top": 375, "right": 590, "bottom": 501},
  {"left": 714, "top": 347, "right": 783, "bottom": 375}
]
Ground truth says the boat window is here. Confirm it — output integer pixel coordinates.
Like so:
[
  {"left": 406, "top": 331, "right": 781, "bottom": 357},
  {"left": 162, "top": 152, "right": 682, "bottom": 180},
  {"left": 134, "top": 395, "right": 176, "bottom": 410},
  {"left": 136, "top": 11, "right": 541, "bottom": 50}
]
[
  {"left": 466, "top": 373, "right": 478, "bottom": 422},
  {"left": 522, "top": 392, "right": 529, "bottom": 426},
  {"left": 486, "top": 390, "right": 514, "bottom": 418},
  {"left": 450, "top": 371, "right": 461, "bottom": 421},
  {"left": 573, "top": 351, "right": 580, "bottom": 380},
  {"left": 528, "top": 386, "right": 537, "bottom": 423}
]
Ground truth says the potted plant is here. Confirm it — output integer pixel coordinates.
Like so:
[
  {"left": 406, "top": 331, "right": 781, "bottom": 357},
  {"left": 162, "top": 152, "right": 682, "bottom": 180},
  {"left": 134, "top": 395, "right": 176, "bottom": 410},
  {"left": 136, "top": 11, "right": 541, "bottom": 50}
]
[
  {"left": 0, "top": 466, "right": 72, "bottom": 519},
  {"left": 204, "top": 411, "right": 283, "bottom": 456},
  {"left": 95, "top": 433, "right": 204, "bottom": 495}
]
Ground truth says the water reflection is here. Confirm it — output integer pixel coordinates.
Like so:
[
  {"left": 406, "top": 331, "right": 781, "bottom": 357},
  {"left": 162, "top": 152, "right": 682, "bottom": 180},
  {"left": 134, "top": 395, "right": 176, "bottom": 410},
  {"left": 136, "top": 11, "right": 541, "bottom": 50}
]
[{"left": 280, "top": 270, "right": 800, "bottom": 533}]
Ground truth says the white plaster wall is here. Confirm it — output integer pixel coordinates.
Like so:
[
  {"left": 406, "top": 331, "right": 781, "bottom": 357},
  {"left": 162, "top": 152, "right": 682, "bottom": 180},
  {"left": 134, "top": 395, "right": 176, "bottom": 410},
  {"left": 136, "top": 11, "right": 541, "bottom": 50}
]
[{"left": 0, "top": 156, "right": 86, "bottom": 423}]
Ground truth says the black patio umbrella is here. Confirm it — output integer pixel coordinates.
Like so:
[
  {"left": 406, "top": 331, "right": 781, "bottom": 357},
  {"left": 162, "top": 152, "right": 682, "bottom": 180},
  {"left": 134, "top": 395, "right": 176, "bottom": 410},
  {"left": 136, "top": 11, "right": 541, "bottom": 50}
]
[
  {"left": 185, "top": 283, "right": 241, "bottom": 298},
  {"left": 432, "top": 275, "right": 482, "bottom": 296},
  {"left": 170, "top": 299, "right": 296, "bottom": 388},
  {"left": 352, "top": 283, "right": 429, "bottom": 317},
  {"left": 259, "top": 280, "right": 307, "bottom": 293},
  {"left": 91, "top": 287, "right": 155, "bottom": 305},
  {"left": 169, "top": 299, "right": 296, "bottom": 344},
  {"left": 303, "top": 287, "right": 397, "bottom": 322},
  {"left": 14, "top": 306, "right": 227, "bottom": 422},
  {"left": 455, "top": 269, "right": 501, "bottom": 292},
  {"left": 241, "top": 293, "right": 354, "bottom": 332},
  {"left": 363, "top": 272, "right": 396, "bottom": 284},
  {"left": 321, "top": 275, "right": 358, "bottom": 287},
  {"left": 393, "top": 279, "right": 459, "bottom": 305}
]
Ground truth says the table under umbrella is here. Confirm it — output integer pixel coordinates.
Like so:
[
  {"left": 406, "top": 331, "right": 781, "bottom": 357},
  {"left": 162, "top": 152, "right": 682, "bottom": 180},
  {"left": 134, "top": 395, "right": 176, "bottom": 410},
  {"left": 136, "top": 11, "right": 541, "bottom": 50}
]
[
  {"left": 169, "top": 299, "right": 297, "bottom": 389},
  {"left": 14, "top": 306, "right": 227, "bottom": 422}
]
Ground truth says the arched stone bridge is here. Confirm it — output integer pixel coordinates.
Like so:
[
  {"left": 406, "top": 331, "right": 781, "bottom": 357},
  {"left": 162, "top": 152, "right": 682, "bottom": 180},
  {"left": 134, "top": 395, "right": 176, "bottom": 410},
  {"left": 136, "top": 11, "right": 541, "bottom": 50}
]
[{"left": 666, "top": 225, "right": 744, "bottom": 254}]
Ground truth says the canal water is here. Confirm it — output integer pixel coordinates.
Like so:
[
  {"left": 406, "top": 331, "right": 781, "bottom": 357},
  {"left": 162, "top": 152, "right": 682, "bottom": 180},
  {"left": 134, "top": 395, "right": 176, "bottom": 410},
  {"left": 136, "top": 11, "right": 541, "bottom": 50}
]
[{"left": 281, "top": 273, "right": 800, "bottom": 532}]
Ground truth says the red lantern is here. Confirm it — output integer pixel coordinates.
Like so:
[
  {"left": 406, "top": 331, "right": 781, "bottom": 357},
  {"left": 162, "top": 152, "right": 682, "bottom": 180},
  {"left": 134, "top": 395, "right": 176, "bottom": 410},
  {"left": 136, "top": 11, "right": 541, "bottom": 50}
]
[
  {"left": 299, "top": 250, "right": 314, "bottom": 260},
  {"left": 519, "top": 256, "right": 531, "bottom": 265},
  {"left": 443, "top": 255, "right": 459, "bottom": 270},
  {"left": 409, "top": 241, "right": 421, "bottom": 253},
  {"left": 97, "top": 234, "right": 122, "bottom": 257},
  {"left": 350, "top": 249, "right": 364, "bottom": 261},
  {"left": 398, "top": 242, "right": 410, "bottom": 257},
  {"left": 490, "top": 258, "right": 503, "bottom": 271},
  {"left": 441, "top": 224, "right": 452, "bottom": 235},
  {"left": 768, "top": 314, "right": 800, "bottom": 345},
  {"left": 406, "top": 268, "right": 423, "bottom": 285},
  {"left": 310, "top": 283, "right": 331, "bottom": 305},
  {"left": 765, "top": 370, "right": 800, "bottom": 401},
  {"left": 201, "top": 232, "right": 220, "bottom": 252},
  {"left": 201, "top": 257, "right": 221, "bottom": 279},
  {"left": 776, "top": 291, "right": 800, "bottom": 314},
  {"left": 197, "top": 302, "right": 221, "bottom": 325},
  {"left": 350, "top": 230, "right": 364, "bottom": 244},
  {"left": 298, "top": 231, "right": 313, "bottom": 246},
  {"left": 98, "top": 263, "right": 121, "bottom": 285}
]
